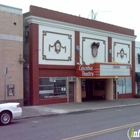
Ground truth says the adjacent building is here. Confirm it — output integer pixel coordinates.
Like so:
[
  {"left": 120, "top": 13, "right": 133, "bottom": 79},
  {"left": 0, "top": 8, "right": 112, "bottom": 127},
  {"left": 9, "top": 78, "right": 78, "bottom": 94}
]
[
  {"left": 23, "top": 6, "right": 136, "bottom": 105},
  {"left": 135, "top": 41, "right": 140, "bottom": 93},
  {"left": 0, "top": 4, "right": 24, "bottom": 105}
]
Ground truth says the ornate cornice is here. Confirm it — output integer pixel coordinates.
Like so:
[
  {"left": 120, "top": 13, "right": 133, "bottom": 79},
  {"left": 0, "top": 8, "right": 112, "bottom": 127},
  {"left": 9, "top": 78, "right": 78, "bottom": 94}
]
[{"left": 25, "top": 16, "right": 136, "bottom": 41}]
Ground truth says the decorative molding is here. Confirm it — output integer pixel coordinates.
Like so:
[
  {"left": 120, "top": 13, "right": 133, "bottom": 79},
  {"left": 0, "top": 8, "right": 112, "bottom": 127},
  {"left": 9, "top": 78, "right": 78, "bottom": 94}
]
[
  {"left": 49, "top": 40, "right": 66, "bottom": 54},
  {"left": 117, "top": 48, "right": 127, "bottom": 59},
  {"left": 25, "top": 16, "right": 136, "bottom": 41},
  {"left": 42, "top": 30, "right": 72, "bottom": 61},
  {"left": 82, "top": 37, "right": 106, "bottom": 62},
  {"left": 91, "top": 42, "right": 100, "bottom": 58},
  {"left": 113, "top": 42, "right": 130, "bottom": 63}
]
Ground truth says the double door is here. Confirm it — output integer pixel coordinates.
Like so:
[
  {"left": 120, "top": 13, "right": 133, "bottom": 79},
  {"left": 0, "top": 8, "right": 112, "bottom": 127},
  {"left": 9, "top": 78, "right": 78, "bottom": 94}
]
[{"left": 85, "top": 79, "right": 93, "bottom": 99}]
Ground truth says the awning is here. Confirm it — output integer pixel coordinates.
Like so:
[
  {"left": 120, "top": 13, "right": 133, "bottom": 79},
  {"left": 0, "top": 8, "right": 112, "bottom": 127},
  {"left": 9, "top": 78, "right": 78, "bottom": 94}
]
[{"left": 136, "top": 72, "right": 140, "bottom": 82}]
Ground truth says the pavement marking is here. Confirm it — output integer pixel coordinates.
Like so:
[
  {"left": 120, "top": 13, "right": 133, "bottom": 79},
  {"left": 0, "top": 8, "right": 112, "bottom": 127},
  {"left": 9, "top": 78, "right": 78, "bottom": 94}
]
[
  {"left": 61, "top": 121, "right": 140, "bottom": 140},
  {"left": 32, "top": 121, "right": 40, "bottom": 123},
  {"left": 117, "top": 110, "right": 122, "bottom": 111}
]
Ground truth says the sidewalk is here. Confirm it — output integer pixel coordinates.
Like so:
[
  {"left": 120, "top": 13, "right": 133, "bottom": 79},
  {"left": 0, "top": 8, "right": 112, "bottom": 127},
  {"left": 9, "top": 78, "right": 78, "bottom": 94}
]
[{"left": 16, "top": 98, "right": 140, "bottom": 120}]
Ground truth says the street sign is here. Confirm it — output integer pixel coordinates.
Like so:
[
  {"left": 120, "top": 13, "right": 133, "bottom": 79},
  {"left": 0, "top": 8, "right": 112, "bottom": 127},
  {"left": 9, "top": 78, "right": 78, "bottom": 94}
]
[{"left": 4, "top": 67, "right": 8, "bottom": 75}]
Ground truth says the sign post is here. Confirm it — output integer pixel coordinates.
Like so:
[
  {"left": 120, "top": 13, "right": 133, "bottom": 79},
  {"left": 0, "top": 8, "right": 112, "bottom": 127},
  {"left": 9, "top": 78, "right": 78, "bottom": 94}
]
[
  {"left": 4, "top": 67, "right": 8, "bottom": 102},
  {"left": 121, "top": 79, "right": 124, "bottom": 105}
]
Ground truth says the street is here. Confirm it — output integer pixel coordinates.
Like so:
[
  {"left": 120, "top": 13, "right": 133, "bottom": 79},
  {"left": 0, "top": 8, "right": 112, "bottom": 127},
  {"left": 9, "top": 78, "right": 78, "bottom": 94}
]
[{"left": 1, "top": 105, "right": 140, "bottom": 140}]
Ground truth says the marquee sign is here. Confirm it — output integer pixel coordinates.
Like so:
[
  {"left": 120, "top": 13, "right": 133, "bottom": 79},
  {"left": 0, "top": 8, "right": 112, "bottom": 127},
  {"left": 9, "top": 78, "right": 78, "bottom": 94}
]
[
  {"left": 100, "top": 64, "right": 130, "bottom": 76},
  {"left": 77, "top": 65, "right": 94, "bottom": 77},
  {"left": 76, "top": 62, "right": 131, "bottom": 78}
]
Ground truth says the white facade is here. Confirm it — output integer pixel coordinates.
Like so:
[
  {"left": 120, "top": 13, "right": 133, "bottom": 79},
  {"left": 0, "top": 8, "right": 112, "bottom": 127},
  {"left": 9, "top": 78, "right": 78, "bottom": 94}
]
[
  {"left": 112, "top": 38, "right": 132, "bottom": 64},
  {"left": 80, "top": 33, "right": 108, "bottom": 64},
  {"left": 39, "top": 25, "right": 75, "bottom": 65},
  {"left": 25, "top": 15, "right": 136, "bottom": 67}
]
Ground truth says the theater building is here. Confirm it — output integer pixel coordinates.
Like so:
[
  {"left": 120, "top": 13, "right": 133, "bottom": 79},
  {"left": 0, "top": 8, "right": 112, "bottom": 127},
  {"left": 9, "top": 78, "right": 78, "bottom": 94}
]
[{"left": 23, "top": 5, "right": 136, "bottom": 105}]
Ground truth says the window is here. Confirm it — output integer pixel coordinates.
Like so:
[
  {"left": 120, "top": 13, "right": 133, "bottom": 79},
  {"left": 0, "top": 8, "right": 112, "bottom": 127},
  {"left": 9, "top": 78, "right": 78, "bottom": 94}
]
[
  {"left": 138, "top": 54, "right": 140, "bottom": 64},
  {"left": 125, "top": 78, "right": 132, "bottom": 93},
  {"left": 39, "top": 77, "right": 67, "bottom": 99},
  {"left": 117, "top": 78, "right": 132, "bottom": 94}
]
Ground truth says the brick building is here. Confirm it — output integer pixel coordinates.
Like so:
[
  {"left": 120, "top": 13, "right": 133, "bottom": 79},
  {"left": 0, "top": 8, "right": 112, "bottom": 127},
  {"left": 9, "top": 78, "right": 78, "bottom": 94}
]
[{"left": 0, "top": 4, "right": 24, "bottom": 105}]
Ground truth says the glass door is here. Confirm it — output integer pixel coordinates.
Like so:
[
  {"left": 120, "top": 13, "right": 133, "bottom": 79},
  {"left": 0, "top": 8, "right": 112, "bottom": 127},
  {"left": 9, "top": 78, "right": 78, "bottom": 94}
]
[
  {"left": 113, "top": 80, "right": 116, "bottom": 99},
  {"left": 69, "top": 82, "right": 74, "bottom": 102}
]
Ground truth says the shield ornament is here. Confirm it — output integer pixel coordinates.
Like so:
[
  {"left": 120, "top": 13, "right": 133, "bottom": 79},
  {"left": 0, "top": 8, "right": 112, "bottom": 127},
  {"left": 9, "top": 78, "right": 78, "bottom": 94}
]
[{"left": 91, "top": 42, "right": 100, "bottom": 57}]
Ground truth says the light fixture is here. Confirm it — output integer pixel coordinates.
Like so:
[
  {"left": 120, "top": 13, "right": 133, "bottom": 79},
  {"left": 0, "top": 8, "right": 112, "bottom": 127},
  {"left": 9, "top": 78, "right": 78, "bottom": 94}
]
[
  {"left": 109, "top": 49, "right": 117, "bottom": 63},
  {"left": 19, "top": 54, "right": 25, "bottom": 64},
  {"left": 114, "top": 76, "right": 118, "bottom": 81},
  {"left": 109, "top": 49, "right": 112, "bottom": 54},
  {"left": 75, "top": 46, "right": 85, "bottom": 64}
]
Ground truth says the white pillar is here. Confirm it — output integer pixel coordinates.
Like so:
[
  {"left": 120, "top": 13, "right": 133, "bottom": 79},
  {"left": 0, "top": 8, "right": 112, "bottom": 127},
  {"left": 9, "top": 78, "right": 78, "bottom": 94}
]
[
  {"left": 135, "top": 82, "right": 137, "bottom": 94},
  {"left": 66, "top": 77, "right": 69, "bottom": 102},
  {"left": 105, "top": 79, "right": 113, "bottom": 100},
  {"left": 75, "top": 78, "right": 82, "bottom": 102}
]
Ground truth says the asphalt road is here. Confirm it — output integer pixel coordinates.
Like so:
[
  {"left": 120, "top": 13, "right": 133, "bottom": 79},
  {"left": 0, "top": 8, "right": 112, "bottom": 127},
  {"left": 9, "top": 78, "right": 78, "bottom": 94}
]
[{"left": 1, "top": 105, "right": 140, "bottom": 140}]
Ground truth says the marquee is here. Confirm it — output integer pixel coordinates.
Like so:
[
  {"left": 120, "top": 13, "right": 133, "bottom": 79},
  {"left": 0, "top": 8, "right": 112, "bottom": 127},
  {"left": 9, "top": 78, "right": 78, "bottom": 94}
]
[{"left": 76, "top": 62, "right": 131, "bottom": 78}]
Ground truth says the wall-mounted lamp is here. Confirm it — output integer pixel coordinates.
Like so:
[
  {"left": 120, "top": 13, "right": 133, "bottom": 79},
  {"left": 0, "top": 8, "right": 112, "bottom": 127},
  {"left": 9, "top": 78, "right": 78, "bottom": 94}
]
[
  {"left": 114, "top": 76, "right": 118, "bottom": 81},
  {"left": 109, "top": 49, "right": 117, "bottom": 63},
  {"left": 75, "top": 46, "right": 85, "bottom": 65},
  {"left": 109, "top": 49, "right": 112, "bottom": 54},
  {"left": 19, "top": 54, "right": 25, "bottom": 64},
  {"left": 77, "top": 62, "right": 80, "bottom": 65}
]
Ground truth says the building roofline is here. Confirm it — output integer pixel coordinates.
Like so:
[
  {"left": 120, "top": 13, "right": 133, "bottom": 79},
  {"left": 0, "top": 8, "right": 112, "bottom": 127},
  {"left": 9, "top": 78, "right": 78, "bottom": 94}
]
[
  {"left": 27, "top": 5, "right": 135, "bottom": 37},
  {"left": 0, "top": 4, "right": 22, "bottom": 11}
]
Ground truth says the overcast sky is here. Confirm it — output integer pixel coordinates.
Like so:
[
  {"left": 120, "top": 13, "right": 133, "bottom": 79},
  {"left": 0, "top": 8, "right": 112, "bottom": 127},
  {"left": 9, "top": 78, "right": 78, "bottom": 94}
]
[{"left": 0, "top": 0, "right": 139, "bottom": 41}]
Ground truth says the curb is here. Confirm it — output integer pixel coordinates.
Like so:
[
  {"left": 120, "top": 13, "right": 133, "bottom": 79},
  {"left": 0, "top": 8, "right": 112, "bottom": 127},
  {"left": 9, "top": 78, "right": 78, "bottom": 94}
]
[
  {"left": 64, "top": 103, "right": 140, "bottom": 115},
  {"left": 14, "top": 103, "right": 140, "bottom": 120},
  {"left": 14, "top": 113, "right": 59, "bottom": 120}
]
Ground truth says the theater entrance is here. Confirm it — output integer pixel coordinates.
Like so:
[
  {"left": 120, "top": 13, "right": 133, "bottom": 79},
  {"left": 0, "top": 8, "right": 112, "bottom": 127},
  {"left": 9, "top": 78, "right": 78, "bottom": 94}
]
[{"left": 82, "top": 79, "right": 106, "bottom": 101}]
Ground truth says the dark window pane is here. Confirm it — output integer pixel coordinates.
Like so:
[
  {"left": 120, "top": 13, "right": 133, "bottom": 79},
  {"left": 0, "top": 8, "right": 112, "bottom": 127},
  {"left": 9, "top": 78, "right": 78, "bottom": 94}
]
[{"left": 39, "top": 77, "right": 67, "bottom": 99}]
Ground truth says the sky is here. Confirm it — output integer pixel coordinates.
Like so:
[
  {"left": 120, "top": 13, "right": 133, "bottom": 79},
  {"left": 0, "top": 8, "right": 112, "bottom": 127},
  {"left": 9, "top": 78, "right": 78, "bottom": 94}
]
[{"left": 0, "top": 0, "right": 139, "bottom": 41}]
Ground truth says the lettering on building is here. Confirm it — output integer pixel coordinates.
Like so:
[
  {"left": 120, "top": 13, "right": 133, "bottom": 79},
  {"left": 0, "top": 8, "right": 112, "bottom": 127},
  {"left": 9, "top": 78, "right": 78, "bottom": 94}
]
[
  {"left": 78, "top": 65, "right": 94, "bottom": 77},
  {"left": 82, "top": 71, "right": 94, "bottom": 76}
]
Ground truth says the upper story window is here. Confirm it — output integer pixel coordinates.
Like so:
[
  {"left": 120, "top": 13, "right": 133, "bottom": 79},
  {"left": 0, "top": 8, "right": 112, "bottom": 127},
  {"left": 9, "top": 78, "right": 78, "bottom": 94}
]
[{"left": 138, "top": 54, "right": 140, "bottom": 64}]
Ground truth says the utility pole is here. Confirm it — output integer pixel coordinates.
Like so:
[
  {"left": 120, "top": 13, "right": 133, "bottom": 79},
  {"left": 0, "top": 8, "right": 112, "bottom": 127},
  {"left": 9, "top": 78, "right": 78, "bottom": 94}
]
[{"left": 4, "top": 66, "right": 8, "bottom": 102}]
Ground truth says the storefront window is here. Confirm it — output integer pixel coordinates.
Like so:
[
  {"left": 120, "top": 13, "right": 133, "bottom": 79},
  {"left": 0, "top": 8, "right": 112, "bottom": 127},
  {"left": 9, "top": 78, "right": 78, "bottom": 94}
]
[
  {"left": 117, "top": 78, "right": 132, "bottom": 94},
  {"left": 39, "top": 77, "right": 67, "bottom": 99},
  {"left": 137, "top": 82, "right": 140, "bottom": 93},
  {"left": 125, "top": 78, "right": 132, "bottom": 93}
]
